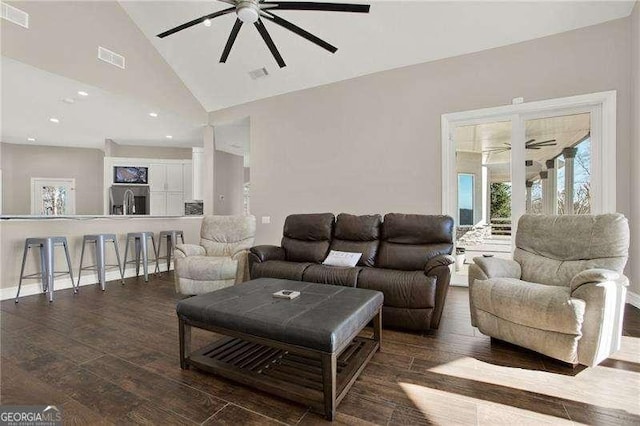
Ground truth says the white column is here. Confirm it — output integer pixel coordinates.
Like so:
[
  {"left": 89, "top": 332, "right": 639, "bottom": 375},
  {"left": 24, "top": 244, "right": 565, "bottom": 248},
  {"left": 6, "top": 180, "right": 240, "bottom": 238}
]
[
  {"left": 191, "top": 147, "right": 204, "bottom": 201},
  {"left": 563, "top": 147, "right": 578, "bottom": 215},
  {"left": 481, "top": 166, "right": 488, "bottom": 225},
  {"left": 539, "top": 171, "right": 549, "bottom": 214},
  {"left": 203, "top": 126, "right": 215, "bottom": 215},
  {"left": 526, "top": 180, "right": 533, "bottom": 213},
  {"left": 545, "top": 159, "right": 558, "bottom": 215}
]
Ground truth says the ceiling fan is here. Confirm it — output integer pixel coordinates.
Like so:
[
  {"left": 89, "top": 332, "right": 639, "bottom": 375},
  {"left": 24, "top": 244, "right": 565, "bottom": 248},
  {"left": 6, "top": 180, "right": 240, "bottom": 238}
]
[
  {"left": 483, "top": 138, "right": 557, "bottom": 155},
  {"left": 156, "top": 1, "right": 371, "bottom": 68}
]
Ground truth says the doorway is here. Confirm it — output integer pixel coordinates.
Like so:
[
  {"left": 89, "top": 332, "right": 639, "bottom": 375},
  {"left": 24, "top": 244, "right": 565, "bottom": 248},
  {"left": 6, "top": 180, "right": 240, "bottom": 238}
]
[
  {"left": 442, "top": 91, "right": 616, "bottom": 286},
  {"left": 31, "top": 177, "right": 76, "bottom": 215}
]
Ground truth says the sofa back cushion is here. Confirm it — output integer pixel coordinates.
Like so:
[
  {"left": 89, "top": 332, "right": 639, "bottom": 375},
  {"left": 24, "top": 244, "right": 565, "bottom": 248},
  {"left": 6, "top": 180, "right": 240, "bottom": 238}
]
[
  {"left": 200, "top": 215, "right": 256, "bottom": 257},
  {"left": 330, "top": 213, "right": 381, "bottom": 267},
  {"left": 376, "top": 214, "right": 454, "bottom": 271},
  {"left": 514, "top": 214, "right": 629, "bottom": 286},
  {"left": 282, "top": 213, "right": 335, "bottom": 263}
]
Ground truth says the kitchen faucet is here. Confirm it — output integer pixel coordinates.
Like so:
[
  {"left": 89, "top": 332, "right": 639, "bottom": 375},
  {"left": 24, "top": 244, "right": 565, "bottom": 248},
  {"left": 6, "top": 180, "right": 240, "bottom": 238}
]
[{"left": 123, "top": 189, "right": 136, "bottom": 215}]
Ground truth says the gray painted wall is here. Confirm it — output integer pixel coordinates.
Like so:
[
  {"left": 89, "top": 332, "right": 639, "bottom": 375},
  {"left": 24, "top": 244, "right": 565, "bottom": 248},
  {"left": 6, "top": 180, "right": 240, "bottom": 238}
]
[
  {"left": 109, "top": 143, "right": 192, "bottom": 160},
  {"left": 0, "top": 1, "right": 206, "bottom": 122},
  {"left": 1, "top": 142, "right": 104, "bottom": 215},
  {"left": 210, "top": 17, "right": 635, "bottom": 288},
  {"left": 213, "top": 150, "right": 245, "bottom": 215}
]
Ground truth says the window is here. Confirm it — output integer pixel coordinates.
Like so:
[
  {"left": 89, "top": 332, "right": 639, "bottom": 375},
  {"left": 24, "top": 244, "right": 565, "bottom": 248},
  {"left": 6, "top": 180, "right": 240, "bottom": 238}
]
[{"left": 458, "top": 173, "right": 474, "bottom": 226}]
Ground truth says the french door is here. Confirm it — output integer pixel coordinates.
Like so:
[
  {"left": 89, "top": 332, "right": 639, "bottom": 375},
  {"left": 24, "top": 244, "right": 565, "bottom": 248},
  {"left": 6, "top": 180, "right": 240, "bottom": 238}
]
[{"left": 442, "top": 92, "right": 616, "bottom": 283}]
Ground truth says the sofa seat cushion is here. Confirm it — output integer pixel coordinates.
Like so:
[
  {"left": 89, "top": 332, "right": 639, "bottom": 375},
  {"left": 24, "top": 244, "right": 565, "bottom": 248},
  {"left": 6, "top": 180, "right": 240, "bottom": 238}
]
[
  {"left": 358, "top": 268, "right": 435, "bottom": 309},
  {"left": 303, "top": 264, "right": 361, "bottom": 287},
  {"left": 471, "top": 278, "right": 586, "bottom": 335},
  {"left": 251, "top": 260, "right": 311, "bottom": 281},
  {"left": 176, "top": 256, "right": 238, "bottom": 281}
]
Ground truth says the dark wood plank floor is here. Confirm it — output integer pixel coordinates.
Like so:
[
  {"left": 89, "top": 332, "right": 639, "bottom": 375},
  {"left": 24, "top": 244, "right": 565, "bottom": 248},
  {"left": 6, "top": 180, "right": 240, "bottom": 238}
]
[{"left": 2, "top": 273, "right": 639, "bottom": 425}]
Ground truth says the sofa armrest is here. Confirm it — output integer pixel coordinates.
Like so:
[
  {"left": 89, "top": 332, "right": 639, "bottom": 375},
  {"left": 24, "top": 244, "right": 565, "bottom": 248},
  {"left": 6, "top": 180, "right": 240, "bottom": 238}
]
[
  {"left": 425, "top": 254, "right": 455, "bottom": 275},
  {"left": 175, "top": 244, "right": 206, "bottom": 258},
  {"left": 232, "top": 249, "right": 251, "bottom": 283},
  {"left": 570, "top": 268, "right": 623, "bottom": 293},
  {"left": 424, "top": 255, "right": 455, "bottom": 330},
  {"left": 571, "top": 275, "right": 629, "bottom": 366},
  {"left": 472, "top": 257, "right": 521, "bottom": 280},
  {"left": 249, "top": 245, "right": 286, "bottom": 263}
]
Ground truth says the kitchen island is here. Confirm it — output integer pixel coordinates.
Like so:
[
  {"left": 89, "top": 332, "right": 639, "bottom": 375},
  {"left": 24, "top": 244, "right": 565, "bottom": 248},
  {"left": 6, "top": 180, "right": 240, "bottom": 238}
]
[{"left": 0, "top": 215, "right": 203, "bottom": 300}]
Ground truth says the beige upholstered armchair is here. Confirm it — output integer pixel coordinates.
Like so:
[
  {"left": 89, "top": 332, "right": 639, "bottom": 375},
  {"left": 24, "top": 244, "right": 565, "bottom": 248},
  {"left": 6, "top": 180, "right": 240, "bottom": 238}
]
[
  {"left": 174, "top": 215, "right": 256, "bottom": 295},
  {"left": 469, "top": 214, "right": 629, "bottom": 367}
]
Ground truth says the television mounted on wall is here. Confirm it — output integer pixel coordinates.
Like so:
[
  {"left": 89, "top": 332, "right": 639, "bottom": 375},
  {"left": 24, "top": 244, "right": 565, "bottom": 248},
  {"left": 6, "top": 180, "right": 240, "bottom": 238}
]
[{"left": 113, "top": 166, "right": 148, "bottom": 184}]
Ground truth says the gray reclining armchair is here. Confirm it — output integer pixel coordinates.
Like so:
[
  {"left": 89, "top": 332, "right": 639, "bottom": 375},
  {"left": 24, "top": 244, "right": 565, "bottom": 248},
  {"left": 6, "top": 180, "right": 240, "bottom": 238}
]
[
  {"left": 469, "top": 214, "right": 629, "bottom": 367},
  {"left": 174, "top": 215, "right": 256, "bottom": 295}
]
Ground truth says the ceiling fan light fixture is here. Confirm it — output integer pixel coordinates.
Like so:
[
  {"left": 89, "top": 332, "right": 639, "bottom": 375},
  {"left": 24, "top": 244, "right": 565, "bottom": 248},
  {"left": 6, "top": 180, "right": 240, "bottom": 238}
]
[{"left": 237, "top": 1, "right": 259, "bottom": 23}]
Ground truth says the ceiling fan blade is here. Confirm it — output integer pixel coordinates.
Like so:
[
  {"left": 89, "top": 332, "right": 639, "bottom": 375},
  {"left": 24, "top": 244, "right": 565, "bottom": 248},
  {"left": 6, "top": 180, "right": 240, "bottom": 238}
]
[
  {"left": 220, "top": 19, "right": 243, "bottom": 63},
  {"left": 157, "top": 6, "right": 235, "bottom": 38},
  {"left": 524, "top": 138, "right": 536, "bottom": 145},
  {"left": 261, "top": 2, "right": 370, "bottom": 13},
  {"left": 254, "top": 19, "right": 286, "bottom": 68},
  {"left": 260, "top": 11, "right": 337, "bottom": 53},
  {"left": 529, "top": 139, "right": 557, "bottom": 146}
]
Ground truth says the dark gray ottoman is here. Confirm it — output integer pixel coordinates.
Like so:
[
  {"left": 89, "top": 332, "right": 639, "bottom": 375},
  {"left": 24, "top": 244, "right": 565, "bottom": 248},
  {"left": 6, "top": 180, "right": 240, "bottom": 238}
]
[{"left": 176, "top": 277, "right": 383, "bottom": 420}]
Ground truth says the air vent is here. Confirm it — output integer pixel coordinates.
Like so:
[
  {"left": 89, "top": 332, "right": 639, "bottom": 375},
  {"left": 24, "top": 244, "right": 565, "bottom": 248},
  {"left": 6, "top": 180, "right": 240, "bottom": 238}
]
[
  {"left": 1, "top": 2, "right": 29, "bottom": 28},
  {"left": 98, "top": 46, "right": 126, "bottom": 69},
  {"left": 248, "top": 67, "right": 269, "bottom": 80}
]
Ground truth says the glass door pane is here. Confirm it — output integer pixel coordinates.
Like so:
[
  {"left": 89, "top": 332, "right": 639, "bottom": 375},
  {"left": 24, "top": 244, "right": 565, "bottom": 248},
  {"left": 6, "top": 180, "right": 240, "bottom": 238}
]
[
  {"left": 452, "top": 121, "right": 512, "bottom": 285},
  {"left": 524, "top": 112, "right": 591, "bottom": 215}
]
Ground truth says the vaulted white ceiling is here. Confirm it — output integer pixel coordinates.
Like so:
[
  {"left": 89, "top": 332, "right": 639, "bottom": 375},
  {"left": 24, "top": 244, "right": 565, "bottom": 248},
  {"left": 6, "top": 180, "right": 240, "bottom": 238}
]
[{"left": 120, "top": 0, "right": 636, "bottom": 112}]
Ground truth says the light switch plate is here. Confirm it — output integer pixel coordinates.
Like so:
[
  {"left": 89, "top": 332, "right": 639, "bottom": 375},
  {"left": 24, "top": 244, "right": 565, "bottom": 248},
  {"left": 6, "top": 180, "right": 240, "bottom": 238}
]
[{"left": 261, "top": 216, "right": 271, "bottom": 224}]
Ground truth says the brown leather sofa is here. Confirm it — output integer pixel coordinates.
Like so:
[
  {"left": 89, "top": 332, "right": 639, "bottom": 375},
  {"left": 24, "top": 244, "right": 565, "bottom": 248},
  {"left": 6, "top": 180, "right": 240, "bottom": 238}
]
[{"left": 249, "top": 213, "right": 455, "bottom": 331}]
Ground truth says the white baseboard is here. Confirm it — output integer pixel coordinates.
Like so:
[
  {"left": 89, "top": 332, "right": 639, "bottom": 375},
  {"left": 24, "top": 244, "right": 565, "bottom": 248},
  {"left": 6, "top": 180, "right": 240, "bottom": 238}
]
[
  {"left": 1, "top": 263, "right": 172, "bottom": 301},
  {"left": 627, "top": 291, "right": 640, "bottom": 309}
]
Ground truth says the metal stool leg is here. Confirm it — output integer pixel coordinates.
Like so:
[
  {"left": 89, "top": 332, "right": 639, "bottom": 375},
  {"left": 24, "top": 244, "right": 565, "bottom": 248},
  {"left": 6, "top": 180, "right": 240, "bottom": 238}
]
[
  {"left": 44, "top": 239, "right": 54, "bottom": 303},
  {"left": 140, "top": 237, "right": 149, "bottom": 282},
  {"left": 95, "top": 236, "right": 106, "bottom": 291},
  {"left": 151, "top": 236, "right": 158, "bottom": 278},
  {"left": 112, "top": 239, "right": 125, "bottom": 284},
  {"left": 77, "top": 239, "right": 87, "bottom": 290},
  {"left": 15, "top": 242, "right": 30, "bottom": 303},
  {"left": 135, "top": 237, "right": 141, "bottom": 278},
  {"left": 155, "top": 236, "right": 163, "bottom": 274},
  {"left": 123, "top": 236, "right": 130, "bottom": 279},
  {"left": 63, "top": 240, "right": 76, "bottom": 294},
  {"left": 39, "top": 245, "right": 47, "bottom": 293},
  {"left": 165, "top": 235, "right": 173, "bottom": 272}
]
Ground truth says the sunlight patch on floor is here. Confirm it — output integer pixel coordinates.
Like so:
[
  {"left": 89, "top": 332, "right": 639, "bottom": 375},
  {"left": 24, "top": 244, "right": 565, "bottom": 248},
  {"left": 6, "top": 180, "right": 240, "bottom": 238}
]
[
  {"left": 423, "top": 354, "right": 640, "bottom": 415},
  {"left": 398, "top": 382, "right": 574, "bottom": 425}
]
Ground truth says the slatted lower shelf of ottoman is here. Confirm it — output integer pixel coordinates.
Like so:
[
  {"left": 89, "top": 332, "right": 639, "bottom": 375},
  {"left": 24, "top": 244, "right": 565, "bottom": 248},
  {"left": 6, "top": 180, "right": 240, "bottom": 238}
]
[{"left": 188, "top": 335, "right": 378, "bottom": 413}]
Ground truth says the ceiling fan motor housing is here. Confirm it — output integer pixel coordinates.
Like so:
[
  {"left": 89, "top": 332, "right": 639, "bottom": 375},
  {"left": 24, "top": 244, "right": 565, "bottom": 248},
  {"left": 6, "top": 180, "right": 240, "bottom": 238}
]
[{"left": 237, "top": 0, "right": 260, "bottom": 23}]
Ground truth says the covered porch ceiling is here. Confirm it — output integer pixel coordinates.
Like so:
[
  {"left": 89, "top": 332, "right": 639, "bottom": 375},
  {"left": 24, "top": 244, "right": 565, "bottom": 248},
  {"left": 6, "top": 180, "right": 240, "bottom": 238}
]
[{"left": 455, "top": 113, "right": 590, "bottom": 182}]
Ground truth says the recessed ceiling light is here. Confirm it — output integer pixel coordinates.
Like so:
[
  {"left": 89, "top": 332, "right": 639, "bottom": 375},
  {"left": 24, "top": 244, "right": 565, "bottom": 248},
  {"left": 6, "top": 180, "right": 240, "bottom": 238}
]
[
  {"left": 203, "top": 19, "right": 212, "bottom": 27},
  {"left": 62, "top": 97, "right": 75, "bottom": 104},
  {"left": 27, "top": 137, "right": 36, "bottom": 142},
  {"left": 166, "top": 135, "right": 173, "bottom": 139},
  {"left": 49, "top": 117, "right": 60, "bottom": 123},
  {"left": 77, "top": 91, "right": 89, "bottom": 97},
  {"left": 149, "top": 112, "right": 158, "bottom": 118}
]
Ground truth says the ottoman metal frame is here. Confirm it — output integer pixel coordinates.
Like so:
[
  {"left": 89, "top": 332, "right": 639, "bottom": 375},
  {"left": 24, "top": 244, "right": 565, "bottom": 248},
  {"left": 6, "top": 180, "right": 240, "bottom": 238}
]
[{"left": 178, "top": 308, "right": 381, "bottom": 420}]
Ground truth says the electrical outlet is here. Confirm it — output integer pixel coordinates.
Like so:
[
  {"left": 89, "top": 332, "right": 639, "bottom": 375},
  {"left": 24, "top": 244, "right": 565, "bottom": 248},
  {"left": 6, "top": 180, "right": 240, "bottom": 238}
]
[{"left": 261, "top": 216, "right": 271, "bottom": 224}]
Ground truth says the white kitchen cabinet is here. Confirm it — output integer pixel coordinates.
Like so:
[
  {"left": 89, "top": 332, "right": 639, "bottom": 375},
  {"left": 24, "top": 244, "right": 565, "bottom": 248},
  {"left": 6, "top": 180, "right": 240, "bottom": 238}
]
[
  {"left": 150, "top": 163, "right": 183, "bottom": 192},
  {"left": 150, "top": 191, "right": 166, "bottom": 216},
  {"left": 166, "top": 164, "right": 184, "bottom": 192},
  {"left": 166, "top": 192, "right": 185, "bottom": 216},
  {"left": 149, "top": 164, "right": 166, "bottom": 192},
  {"left": 183, "top": 163, "right": 193, "bottom": 201}
]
